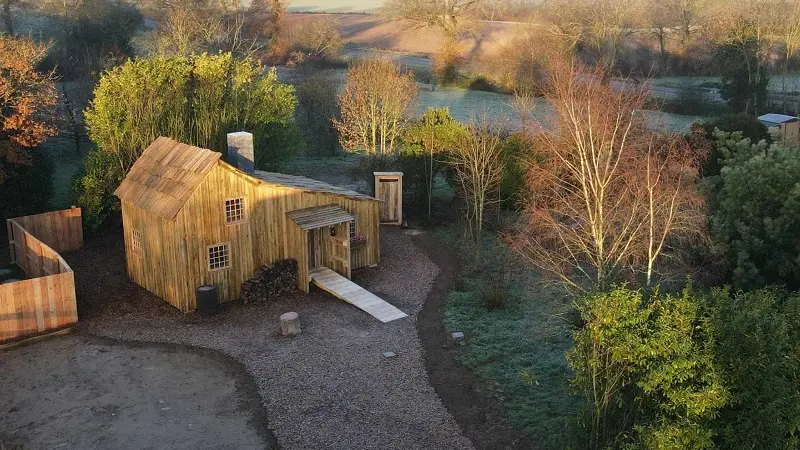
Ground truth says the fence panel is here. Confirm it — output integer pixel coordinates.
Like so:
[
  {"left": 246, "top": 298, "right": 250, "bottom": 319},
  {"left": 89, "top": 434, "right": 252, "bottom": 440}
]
[
  {"left": 9, "top": 207, "right": 83, "bottom": 255},
  {"left": 2, "top": 209, "right": 81, "bottom": 343}
]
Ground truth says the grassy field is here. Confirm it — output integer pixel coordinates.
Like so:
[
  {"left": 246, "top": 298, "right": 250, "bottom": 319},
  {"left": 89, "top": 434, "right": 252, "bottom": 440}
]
[
  {"left": 440, "top": 229, "right": 581, "bottom": 449},
  {"left": 652, "top": 74, "right": 800, "bottom": 92},
  {"left": 41, "top": 135, "right": 86, "bottom": 210}
]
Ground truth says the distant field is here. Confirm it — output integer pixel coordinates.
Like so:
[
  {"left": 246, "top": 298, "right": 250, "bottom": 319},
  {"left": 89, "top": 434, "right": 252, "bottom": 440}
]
[
  {"left": 289, "top": 0, "right": 383, "bottom": 12},
  {"left": 287, "top": 13, "right": 520, "bottom": 58}
]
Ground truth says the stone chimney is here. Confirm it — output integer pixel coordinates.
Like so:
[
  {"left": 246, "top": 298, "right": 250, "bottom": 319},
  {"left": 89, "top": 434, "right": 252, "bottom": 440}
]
[{"left": 227, "top": 131, "right": 254, "bottom": 174}]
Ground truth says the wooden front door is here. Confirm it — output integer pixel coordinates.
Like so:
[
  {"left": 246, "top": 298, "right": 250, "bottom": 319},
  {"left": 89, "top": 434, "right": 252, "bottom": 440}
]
[
  {"left": 374, "top": 173, "right": 403, "bottom": 225},
  {"left": 308, "top": 228, "right": 325, "bottom": 269}
]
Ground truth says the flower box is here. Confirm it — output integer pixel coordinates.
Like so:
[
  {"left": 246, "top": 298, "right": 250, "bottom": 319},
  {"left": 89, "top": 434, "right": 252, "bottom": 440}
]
[{"left": 350, "top": 235, "right": 367, "bottom": 249}]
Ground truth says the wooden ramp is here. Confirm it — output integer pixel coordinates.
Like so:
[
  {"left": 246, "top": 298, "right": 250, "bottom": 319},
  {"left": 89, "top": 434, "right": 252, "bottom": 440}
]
[{"left": 309, "top": 267, "right": 408, "bottom": 323}]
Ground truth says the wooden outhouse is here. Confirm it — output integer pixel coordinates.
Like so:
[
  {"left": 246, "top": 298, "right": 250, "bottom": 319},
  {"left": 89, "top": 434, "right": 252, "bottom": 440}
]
[
  {"left": 114, "top": 136, "right": 381, "bottom": 312},
  {"left": 373, "top": 172, "right": 403, "bottom": 225}
]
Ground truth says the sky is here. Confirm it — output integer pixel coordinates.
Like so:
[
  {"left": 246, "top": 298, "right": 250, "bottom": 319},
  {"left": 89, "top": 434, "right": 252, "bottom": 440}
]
[{"left": 289, "top": 0, "right": 384, "bottom": 13}]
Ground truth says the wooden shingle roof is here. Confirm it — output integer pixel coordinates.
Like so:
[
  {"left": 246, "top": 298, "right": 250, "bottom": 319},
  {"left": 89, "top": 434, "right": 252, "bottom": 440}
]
[
  {"left": 286, "top": 205, "right": 355, "bottom": 230},
  {"left": 114, "top": 137, "right": 221, "bottom": 220}
]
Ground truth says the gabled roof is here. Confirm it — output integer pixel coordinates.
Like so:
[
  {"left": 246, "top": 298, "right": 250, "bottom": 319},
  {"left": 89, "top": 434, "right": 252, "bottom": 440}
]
[
  {"left": 114, "top": 137, "right": 221, "bottom": 220},
  {"left": 253, "top": 171, "right": 376, "bottom": 201},
  {"left": 758, "top": 113, "right": 799, "bottom": 125},
  {"left": 287, "top": 205, "right": 355, "bottom": 230}
]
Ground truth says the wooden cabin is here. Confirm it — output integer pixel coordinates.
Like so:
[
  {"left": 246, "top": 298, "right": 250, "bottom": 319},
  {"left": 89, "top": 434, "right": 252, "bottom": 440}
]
[{"left": 114, "top": 136, "right": 381, "bottom": 312}]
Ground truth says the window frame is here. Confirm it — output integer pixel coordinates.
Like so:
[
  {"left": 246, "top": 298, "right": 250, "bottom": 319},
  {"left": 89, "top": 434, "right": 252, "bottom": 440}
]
[
  {"left": 207, "top": 242, "right": 231, "bottom": 272},
  {"left": 349, "top": 214, "right": 357, "bottom": 238},
  {"left": 131, "top": 229, "right": 143, "bottom": 256},
  {"left": 224, "top": 197, "right": 247, "bottom": 225}
]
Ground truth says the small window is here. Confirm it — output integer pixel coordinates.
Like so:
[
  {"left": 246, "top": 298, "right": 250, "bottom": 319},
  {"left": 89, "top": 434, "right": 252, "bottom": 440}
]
[
  {"left": 132, "top": 229, "right": 142, "bottom": 255},
  {"left": 349, "top": 216, "right": 357, "bottom": 238},
  {"left": 225, "top": 198, "right": 246, "bottom": 224},
  {"left": 208, "top": 243, "right": 231, "bottom": 271}
]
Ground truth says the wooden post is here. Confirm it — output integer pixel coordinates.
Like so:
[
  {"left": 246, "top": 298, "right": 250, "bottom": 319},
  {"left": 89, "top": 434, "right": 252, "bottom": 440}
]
[{"left": 280, "top": 312, "right": 301, "bottom": 336}]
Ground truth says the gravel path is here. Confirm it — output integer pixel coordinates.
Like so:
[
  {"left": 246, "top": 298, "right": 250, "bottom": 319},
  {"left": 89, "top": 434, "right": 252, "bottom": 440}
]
[{"left": 82, "top": 227, "right": 474, "bottom": 450}]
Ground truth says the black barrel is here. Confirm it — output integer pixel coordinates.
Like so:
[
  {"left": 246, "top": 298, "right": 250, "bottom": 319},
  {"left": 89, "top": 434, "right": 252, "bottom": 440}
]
[{"left": 196, "top": 285, "right": 219, "bottom": 314}]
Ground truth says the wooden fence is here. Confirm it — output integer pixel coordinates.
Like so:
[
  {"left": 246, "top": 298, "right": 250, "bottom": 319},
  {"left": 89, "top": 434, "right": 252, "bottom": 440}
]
[
  {"left": 1, "top": 208, "right": 82, "bottom": 343},
  {"left": 8, "top": 207, "right": 83, "bottom": 255}
]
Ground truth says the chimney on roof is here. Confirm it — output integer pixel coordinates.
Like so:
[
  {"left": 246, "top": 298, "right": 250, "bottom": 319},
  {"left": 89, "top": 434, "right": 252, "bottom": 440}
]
[{"left": 227, "top": 131, "right": 254, "bottom": 174}]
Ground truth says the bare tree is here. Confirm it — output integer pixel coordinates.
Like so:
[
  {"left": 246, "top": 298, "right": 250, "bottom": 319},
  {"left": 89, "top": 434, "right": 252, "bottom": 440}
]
[
  {"left": 509, "top": 63, "right": 704, "bottom": 291},
  {"left": 539, "top": 0, "right": 642, "bottom": 72},
  {"left": 382, "top": 0, "right": 483, "bottom": 42},
  {"left": 250, "top": 0, "right": 287, "bottom": 37},
  {"left": 762, "top": 0, "right": 800, "bottom": 112},
  {"left": 639, "top": 135, "right": 705, "bottom": 286},
  {"left": 287, "top": 16, "right": 343, "bottom": 61},
  {"left": 334, "top": 59, "right": 417, "bottom": 156},
  {"left": 448, "top": 118, "right": 505, "bottom": 253},
  {"left": 137, "top": 0, "right": 266, "bottom": 56},
  {"left": 663, "top": 0, "right": 709, "bottom": 56}
]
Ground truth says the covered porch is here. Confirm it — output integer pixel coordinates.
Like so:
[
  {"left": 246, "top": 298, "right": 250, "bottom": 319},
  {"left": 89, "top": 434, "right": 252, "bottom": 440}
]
[
  {"left": 287, "top": 205, "right": 353, "bottom": 289},
  {"left": 286, "top": 204, "right": 407, "bottom": 323}
]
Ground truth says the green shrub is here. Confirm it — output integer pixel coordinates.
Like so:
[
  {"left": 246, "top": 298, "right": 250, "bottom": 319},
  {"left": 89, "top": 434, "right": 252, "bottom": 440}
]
[
  {"left": 79, "top": 53, "right": 298, "bottom": 229},
  {"left": 70, "top": 150, "right": 121, "bottom": 231},
  {"left": 400, "top": 108, "right": 468, "bottom": 217},
  {"left": 717, "top": 37, "right": 769, "bottom": 115},
  {"left": 499, "top": 132, "right": 530, "bottom": 210},
  {"left": 701, "top": 114, "right": 771, "bottom": 143},
  {"left": 707, "top": 287, "right": 800, "bottom": 450},
  {"left": 0, "top": 149, "right": 54, "bottom": 221},
  {"left": 348, "top": 154, "right": 395, "bottom": 192},
  {"left": 295, "top": 73, "right": 340, "bottom": 155},
  {"left": 707, "top": 132, "right": 800, "bottom": 289},
  {"left": 691, "top": 114, "right": 771, "bottom": 177},
  {"left": 569, "top": 285, "right": 727, "bottom": 450}
]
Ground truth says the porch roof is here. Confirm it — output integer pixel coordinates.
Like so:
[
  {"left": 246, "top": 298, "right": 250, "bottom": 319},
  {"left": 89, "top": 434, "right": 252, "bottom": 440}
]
[{"left": 286, "top": 205, "right": 354, "bottom": 231}]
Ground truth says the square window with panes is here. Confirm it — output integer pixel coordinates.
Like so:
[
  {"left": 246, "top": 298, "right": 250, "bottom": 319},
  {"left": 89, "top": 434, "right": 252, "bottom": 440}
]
[
  {"left": 225, "top": 198, "right": 246, "bottom": 224},
  {"left": 132, "top": 229, "right": 143, "bottom": 255},
  {"left": 349, "top": 215, "right": 357, "bottom": 237},
  {"left": 208, "top": 243, "right": 230, "bottom": 271}
]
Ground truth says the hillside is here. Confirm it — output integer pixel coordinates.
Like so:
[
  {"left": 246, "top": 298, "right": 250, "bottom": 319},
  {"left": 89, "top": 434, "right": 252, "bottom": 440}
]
[{"left": 286, "top": 13, "right": 521, "bottom": 60}]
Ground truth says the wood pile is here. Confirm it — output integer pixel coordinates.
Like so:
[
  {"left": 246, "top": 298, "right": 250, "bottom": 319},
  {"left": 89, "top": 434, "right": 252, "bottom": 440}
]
[{"left": 240, "top": 259, "right": 298, "bottom": 304}]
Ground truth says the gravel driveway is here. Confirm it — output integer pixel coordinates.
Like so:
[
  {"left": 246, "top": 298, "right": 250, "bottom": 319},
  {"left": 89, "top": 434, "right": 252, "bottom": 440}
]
[{"left": 74, "top": 227, "right": 474, "bottom": 450}]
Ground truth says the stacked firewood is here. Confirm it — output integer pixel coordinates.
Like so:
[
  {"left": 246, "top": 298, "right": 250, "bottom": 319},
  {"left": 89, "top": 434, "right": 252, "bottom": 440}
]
[{"left": 240, "top": 259, "right": 298, "bottom": 304}]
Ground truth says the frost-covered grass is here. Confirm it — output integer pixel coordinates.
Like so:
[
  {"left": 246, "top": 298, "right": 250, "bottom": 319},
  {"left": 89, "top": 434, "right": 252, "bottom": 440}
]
[{"left": 440, "top": 230, "right": 581, "bottom": 449}]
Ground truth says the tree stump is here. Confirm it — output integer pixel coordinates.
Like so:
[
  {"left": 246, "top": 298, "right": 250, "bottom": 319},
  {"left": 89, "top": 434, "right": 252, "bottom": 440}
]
[{"left": 280, "top": 312, "right": 301, "bottom": 336}]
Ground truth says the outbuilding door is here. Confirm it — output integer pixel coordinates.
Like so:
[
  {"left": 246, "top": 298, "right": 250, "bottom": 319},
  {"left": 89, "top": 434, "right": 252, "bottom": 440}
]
[
  {"left": 306, "top": 223, "right": 350, "bottom": 279},
  {"left": 308, "top": 228, "right": 326, "bottom": 269}
]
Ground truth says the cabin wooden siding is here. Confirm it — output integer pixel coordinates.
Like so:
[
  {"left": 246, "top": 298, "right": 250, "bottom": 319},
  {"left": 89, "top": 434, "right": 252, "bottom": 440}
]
[
  {"left": 121, "top": 200, "right": 189, "bottom": 310},
  {"left": 121, "top": 161, "right": 380, "bottom": 312}
]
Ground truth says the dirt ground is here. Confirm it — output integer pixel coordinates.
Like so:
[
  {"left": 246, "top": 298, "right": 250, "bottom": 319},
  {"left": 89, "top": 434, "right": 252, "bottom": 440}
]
[
  {"left": 51, "top": 226, "right": 474, "bottom": 450},
  {"left": 1, "top": 224, "right": 528, "bottom": 450},
  {"left": 0, "top": 335, "right": 275, "bottom": 450}
]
